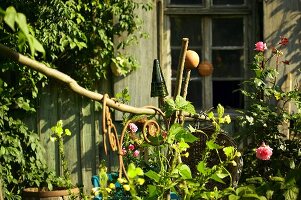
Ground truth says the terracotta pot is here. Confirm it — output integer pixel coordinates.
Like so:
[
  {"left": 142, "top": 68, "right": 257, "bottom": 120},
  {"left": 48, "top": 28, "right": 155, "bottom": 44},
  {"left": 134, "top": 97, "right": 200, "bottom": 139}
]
[
  {"left": 197, "top": 61, "right": 213, "bottom": 77},
  {"left": 23, "top": 187, "right": 80, "bottom": 200}
]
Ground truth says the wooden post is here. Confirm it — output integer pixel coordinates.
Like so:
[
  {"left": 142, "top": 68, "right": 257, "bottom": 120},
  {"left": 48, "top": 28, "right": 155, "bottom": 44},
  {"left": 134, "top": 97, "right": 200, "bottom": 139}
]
[
  {"left": 282, "top": 73, "right": 293, "bottom": 139},
  {"left": 0, "top": 179, "right": 4, "bottom": 200}
]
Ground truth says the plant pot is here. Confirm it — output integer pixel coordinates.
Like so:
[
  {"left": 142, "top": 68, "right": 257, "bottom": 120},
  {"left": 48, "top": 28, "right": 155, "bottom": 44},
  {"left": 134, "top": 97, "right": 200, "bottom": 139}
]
[{"left": 23, "top": 187, "right": 80, "bottom": 200}]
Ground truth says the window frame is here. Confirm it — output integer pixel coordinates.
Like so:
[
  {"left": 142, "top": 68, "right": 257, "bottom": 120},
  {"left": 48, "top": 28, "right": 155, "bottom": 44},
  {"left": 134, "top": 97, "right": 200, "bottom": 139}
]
[{"left": 160, "top": 0, "right": 257, "bottom": 113}]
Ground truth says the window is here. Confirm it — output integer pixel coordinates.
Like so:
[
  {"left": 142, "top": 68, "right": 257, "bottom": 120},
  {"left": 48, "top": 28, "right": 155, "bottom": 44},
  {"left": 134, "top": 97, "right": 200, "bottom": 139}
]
[{"left": 164, "top": 0, "right": 255, "bottom": 111}]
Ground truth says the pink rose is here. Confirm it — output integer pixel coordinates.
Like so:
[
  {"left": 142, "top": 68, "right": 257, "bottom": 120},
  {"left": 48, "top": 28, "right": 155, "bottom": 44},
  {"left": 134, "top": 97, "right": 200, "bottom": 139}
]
[
  {"left": 255, "top": 41, "right": 267, "bottom": 52},
  {"left": 128, "top": 123, "right": 138, "bottom": 133},
  {"left": 133, "top": 150, "right": 140, "bottom": 157},
  {"left": 256, "top": 142, "right": 273, "bottom": 160},
  {"left": 128, "top": 144, "right": 135, "bottom": 151}
]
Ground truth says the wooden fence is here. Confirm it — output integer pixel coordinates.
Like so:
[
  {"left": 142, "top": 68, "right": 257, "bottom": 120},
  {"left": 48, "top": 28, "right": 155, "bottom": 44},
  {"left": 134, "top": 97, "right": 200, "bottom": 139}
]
[{"left": 33, "top": 80, "right": 114, "bottom": 194}]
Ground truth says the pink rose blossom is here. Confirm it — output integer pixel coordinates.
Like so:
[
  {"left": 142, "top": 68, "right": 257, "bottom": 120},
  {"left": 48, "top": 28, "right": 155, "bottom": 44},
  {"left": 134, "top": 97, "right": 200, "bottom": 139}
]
[
  {"left": 256, "top": 142, "right": 273, "bottom": 160},
  {"left": 133, "top": 150, "right": 140, "bottom": 157},
  {"left": 128, "top": 144, "right": 135, "bottom": 151},
  {"left": 255, "top": 41, "right": 267, "bottom": 52},
  {"left": 128, "top": 123, "right": 138, "bottom": 133}
]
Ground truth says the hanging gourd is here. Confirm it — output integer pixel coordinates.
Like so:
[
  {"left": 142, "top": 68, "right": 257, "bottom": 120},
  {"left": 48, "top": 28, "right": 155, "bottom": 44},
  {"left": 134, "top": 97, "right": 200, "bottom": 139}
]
[{"left": 197, "top": 61, "right": 213, "bottom": 77}]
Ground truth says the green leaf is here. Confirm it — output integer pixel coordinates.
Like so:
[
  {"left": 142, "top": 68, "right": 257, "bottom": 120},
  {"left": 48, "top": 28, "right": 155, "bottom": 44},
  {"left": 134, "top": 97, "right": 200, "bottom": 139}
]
[
  {"left": 223, "top": 146, "right": 235, "bottom": 159},
  {"left": 4, "top": 6, "right": 17, "bottom": 31},
  {"left": 147, "top": 185, "right": 158, "bottom": 198},
  {"left": 217, "top": 104, "right": 224, "bottom": 118},
  {"left": 32, "top": 36, "right": 45, "bottom": 55},
  {"left": 175, "top": 129, "right": 198, "bottom": 143},
  {"left": 65, "top": 129, "right": 71, "bottom": 136},
  {"left": 15, "top": 12, "right": 29, "bottom": 35},
  {"left": 145, "top": 170, "right": 160, "bottom": 183},
  {"left": 127, "top": 163, "right": 137, "bottom": 179},
  {"left": 284, "top": 186, "right": 299, "bottom": 200},
  {"left": 175, "top": 95, "right": 196, "bottom": 114},
  {"left": 206, "top": 140, "right": 221, "bottom": 150},
  {"left": 228, "top": 194, "right": 239, "bottom": 200},
  {"left": 210, "top": 173, "right": 225, "bottom": 184},
  {"left": 197, "top": 161, "right": 207, "bottom": 174},
  {"left": 167, "top": 123, "right": 184, "bottom": 144},
  {"left": 178, "top": 164, "right": 192, "bottom": 179}
]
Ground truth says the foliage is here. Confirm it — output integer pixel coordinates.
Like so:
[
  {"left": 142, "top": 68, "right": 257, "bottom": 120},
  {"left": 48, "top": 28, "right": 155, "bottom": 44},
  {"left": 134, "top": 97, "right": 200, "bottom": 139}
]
[
  {"left": 1, "top": 0, "right": 153, "bottom": 88},
  {"left": 0, "top": 1, "right": 151, "bottom": 199},
  {"left": 94, "top": 95, "right": 240, "bottom": 200},
  {"left": 0, "top": 7, "right": 51, "bottom": 200},
  {"left": 235, "top": 37, "right": 301, "bottom": 199},
  {"left": 50, "top": 120, "right": 73, "bottom": 188}
]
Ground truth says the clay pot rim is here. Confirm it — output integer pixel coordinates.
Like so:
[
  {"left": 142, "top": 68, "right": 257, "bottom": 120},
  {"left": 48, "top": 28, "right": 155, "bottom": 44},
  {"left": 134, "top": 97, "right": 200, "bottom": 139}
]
[{"left": 23, "top": 187, "right": 79, "bottom": 198}]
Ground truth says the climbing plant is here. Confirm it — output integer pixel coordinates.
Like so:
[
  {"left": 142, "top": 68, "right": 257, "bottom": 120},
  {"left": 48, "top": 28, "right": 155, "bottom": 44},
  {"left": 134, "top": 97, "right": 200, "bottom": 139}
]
[{"left": 0, "top": 1, "right": 152, "bottom": 199}]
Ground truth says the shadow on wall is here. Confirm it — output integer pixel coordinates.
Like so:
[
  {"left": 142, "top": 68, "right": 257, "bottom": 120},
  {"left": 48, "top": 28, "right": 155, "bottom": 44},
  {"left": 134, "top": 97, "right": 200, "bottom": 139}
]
[{"left": 265, "top": 0, "right": 301, "bottom": 85}]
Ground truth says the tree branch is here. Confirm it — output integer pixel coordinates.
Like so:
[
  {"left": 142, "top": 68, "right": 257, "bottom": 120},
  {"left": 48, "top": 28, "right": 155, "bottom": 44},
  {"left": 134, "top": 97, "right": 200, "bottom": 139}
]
[{"left": 0, "top": 43, "right": 207, "bottom": 120}]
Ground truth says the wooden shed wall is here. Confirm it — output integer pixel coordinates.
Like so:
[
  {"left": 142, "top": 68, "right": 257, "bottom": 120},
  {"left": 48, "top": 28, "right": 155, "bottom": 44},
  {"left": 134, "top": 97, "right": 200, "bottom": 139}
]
[
  {"left": 34, "top": 0, "right": 159, "bottom": 194},
  {"left": 264, "top": 0, "right": 301, "bottom": 88},
  {"left": 36, "top": 80, "right": 106, "bottom": 194}
]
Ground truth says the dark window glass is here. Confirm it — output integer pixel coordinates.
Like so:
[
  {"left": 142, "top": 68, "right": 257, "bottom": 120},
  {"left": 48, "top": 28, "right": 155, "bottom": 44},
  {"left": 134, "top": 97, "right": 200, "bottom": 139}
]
[
  {"left": 172, "top": 79, "right": 203, "bottom": 109},
  {"left": 170, "top": 16, "right": 202, "bottom": 46},
  {"left": 212, "top": 18, "right": 243, "bottom": 46},
  {"left": 170, "top": 0, "right": 203, "bottom": 5},
  {"left": 186, "top": 80, "right": 202, "bottom": 108},
  {"left": 212, "top": 49, "right": 244, "bottom": 78},
  {"left": 171, "top": 49, "right": 202, "bottom": 78},
  {"left": 213, "top": 0, "right": 244, "bottom": 5},
  {"left": 213, "top": 80, "right": 244, "bottom": 109}
]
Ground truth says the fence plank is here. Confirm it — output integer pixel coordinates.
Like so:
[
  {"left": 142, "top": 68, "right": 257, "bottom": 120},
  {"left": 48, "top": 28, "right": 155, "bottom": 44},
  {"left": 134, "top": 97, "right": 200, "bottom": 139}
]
[{"left": 38, "top": 81, "right": 59, "bottom": 173}]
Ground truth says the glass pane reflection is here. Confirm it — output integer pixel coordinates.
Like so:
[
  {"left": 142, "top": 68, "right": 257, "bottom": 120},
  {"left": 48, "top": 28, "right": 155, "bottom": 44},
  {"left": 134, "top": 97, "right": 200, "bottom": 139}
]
[
  {"left": 212, "top": 18, "right": 243, "bottom": 46},
  {"left": 212, "top": 49, "right": 243, "bottom": 78},
  {"left": 170, "top": 16, "right": 202, "bottom": 46},
  {"left": 187, "top": 80, "right": 203, "bottom": 109},
  {"left": 213, "top": 80, "right": 244, "bottom": 109}
]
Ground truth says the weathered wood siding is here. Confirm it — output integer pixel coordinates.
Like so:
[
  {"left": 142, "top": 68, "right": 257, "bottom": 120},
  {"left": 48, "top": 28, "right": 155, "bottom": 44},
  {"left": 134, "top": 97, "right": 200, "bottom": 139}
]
[
  {"left": 37, "top": 79, "right": 112, "bottom": 194},
  {"left": 264, "top": 0, "right": 301, "bottom": 88}
]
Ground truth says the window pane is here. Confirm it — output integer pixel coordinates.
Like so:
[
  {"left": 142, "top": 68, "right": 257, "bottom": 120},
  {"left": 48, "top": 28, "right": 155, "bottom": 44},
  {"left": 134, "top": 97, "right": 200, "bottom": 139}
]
[
  {"left": 172, "top": 79, "right": 202, "bottom": 109},
  {"left": 170, "top": 16, "right": 202, "bottom": 46},
  {"left": 213, "top": 81, "right": 244, "bottom": 109},
  {"left": 212, "top": 49, "right": 243, "bottom": 78},
  {"left": 213, "top": 0, "right": 244, "bottom": 5},
  {"left": 212, "top": 18, "right": 243, "bottom": 46},
  {"left": 170, "top": 0, "right": 203, "bottom": 5},
  {"left": 187, "top": 80, "right": 202, "bottom": 109}
]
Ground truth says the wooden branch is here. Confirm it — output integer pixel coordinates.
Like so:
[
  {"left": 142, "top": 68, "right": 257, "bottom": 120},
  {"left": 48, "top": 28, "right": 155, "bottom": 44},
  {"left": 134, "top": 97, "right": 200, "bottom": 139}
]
[
  {"left": 173, "top": 38, "right": 189, "bottom": 99},
  {"left": 0, "top": 44, "right": 157, "bottom": 115},
  {"left": 0, "top": 43, "right": 207, "bottom": 120}
]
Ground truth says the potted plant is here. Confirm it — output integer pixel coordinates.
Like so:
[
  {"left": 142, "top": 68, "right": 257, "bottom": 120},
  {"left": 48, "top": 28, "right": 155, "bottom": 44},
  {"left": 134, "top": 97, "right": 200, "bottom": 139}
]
[{"left": 22, "top": 120, "right": 80, "bottom": 200}]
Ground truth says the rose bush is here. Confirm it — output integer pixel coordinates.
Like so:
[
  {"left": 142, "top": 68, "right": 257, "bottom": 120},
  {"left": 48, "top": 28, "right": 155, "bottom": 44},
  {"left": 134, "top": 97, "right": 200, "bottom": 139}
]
[{"left": 233, "top": 37, "right": 301, "bottom": 199}]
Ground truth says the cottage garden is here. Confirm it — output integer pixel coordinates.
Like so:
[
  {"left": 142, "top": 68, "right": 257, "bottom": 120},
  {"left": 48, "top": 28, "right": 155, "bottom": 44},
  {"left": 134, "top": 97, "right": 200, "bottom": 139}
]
[{"left": 0, "top": 2, "right": 301, "bottom": 200}]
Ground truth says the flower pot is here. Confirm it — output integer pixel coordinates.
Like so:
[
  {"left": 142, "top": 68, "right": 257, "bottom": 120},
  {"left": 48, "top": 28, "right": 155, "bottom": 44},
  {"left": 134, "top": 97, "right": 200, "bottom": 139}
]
[{"left": 22, "top": 187, "right": 80, "bottom": 200}]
